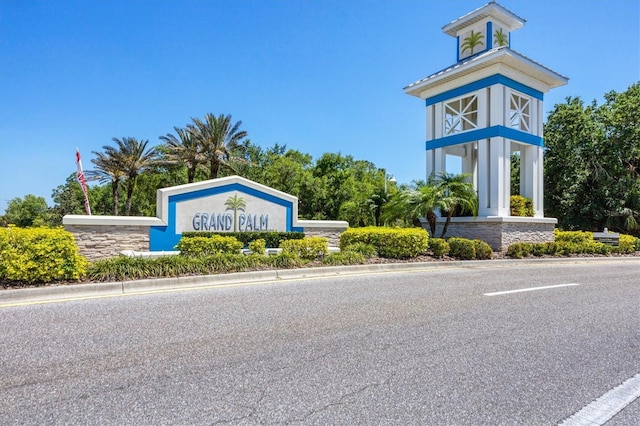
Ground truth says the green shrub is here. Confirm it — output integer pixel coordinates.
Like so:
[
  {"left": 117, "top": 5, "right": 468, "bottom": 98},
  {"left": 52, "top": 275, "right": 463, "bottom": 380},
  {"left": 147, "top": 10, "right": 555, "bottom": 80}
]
[
  {"left": 181, "top": 231, "right": 304, "bottom": 248},
  {"left": 616, "top": 234, "right": 637, "bottom": 253},
  {"left": 473, "top": 239, "right": 493, "bottom": 260},
  {"left": 340, "top": 227, "right": 429, "bottom": 259},
  {"left": 280, "top": 237, "right": 328, "bottom": 260},
  {"left": 429, "top": 238, "right": 450, "bottom": 257},
  {"left": 635, "top": 237, "right": 640, "bottom": 252},
  {"left": 176, "top": 235, "right": 243, "bottom": 256},
  {"left": 248, "top": 239, "right": 266, "bottom": 255},
  {"left": 343, "top": 242, "right": 378, "bottom": 258},
  {"left": 554, "top": 229, "right": 593, "bottom": 244},
  {"left": 266, "top": 252, "right": 307, "bottom": 269},
  {"left": 448, "top": 237, "right": 476, "bottom": 260},
  {"left": 0, "top": 226, "right": 88, "bottom": 284},
  {"left": 322, "top": 251, "right": 366, "bottom": 266},
  {"left": 510, "top": 195, "right": 534, "bottom": 217},
  {"left": 506, "top": 242, "right": 533, "bottom": 259}
]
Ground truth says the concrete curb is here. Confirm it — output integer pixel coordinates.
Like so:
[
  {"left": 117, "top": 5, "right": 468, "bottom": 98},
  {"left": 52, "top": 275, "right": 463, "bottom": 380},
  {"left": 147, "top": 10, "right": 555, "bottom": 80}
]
[{"left": 1, "top": 257, "right": 638, "bottom": 305}]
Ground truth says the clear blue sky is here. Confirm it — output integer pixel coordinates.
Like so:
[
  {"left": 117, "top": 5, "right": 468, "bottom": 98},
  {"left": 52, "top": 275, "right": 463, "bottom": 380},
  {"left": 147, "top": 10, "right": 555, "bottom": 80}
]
[{"left": 1, "top": 0, "right": 638, "bottom": 214}]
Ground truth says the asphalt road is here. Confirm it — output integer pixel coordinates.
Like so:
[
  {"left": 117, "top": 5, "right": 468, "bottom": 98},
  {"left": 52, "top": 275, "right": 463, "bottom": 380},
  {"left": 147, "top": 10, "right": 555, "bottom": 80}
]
[{"left": 1, "top": 259, "right": 638, "bottom": 425}]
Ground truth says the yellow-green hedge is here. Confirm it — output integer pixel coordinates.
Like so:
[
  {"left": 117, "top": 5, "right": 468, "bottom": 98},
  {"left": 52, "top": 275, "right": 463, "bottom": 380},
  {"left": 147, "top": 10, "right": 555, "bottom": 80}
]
[
  {"left": 175, "top": 235, "right": 243, "bottom": 256},
  {"left": 280, "top": 237, "right": 328, "bottom": 260},
  {"left": 0, "top": 226, "right": 88, "bottom": 284},
  {"left": 339, "top": 227, "right": 429, "bottom": 259}
]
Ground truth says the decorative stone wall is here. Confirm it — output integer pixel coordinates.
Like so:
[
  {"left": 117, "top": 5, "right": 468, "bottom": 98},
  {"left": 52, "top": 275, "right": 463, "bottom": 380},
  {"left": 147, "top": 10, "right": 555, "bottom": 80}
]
[
  {"left": 431, "top": 216, "right": 557, "bottom": 252},
  {"left": 63, "top": 215, "right": 349, "bottom": 260},
  {"left": 65, "top": 224, "right": 151, "bottom": 261},
  {"left": 302, "top": 227, "right": 344, "bottom": 247}
]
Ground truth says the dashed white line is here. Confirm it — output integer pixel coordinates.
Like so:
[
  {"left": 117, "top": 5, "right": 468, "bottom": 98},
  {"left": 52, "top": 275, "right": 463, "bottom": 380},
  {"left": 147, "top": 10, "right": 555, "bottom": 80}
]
[
  {"left": 559, "top": 373, "right": 640, "bottom": 425},
  {"left": 483, "top": 283, "right": 580, "bottom": 296}
]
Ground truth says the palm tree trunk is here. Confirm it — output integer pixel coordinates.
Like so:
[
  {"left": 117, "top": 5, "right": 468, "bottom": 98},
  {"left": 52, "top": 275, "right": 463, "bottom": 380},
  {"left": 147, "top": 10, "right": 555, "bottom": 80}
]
[
  {"left": 426, "top": 210, "right": 437, "bottom": 236},
  {"left": 125, "top": 180, "right": 134, "bottom": 216},
  {"left": 441, "top": 212, "right": 452, "bottom": 238},
  {"left": 111, "top": 181, "right": 119, "bottom": 215}
]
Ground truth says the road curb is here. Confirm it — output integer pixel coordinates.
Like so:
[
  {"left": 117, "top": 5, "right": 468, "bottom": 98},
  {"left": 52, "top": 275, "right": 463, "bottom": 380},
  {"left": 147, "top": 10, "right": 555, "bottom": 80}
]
[{"left": 1, "top": 257, "right": 638, "bottom": 305}]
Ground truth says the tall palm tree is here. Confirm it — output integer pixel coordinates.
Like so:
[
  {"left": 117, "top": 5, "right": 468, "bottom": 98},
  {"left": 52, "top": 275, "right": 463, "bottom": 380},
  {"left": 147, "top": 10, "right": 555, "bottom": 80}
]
[
  {"left": 111, "top": 137, "right": 159, "bottom": 215},
  {"left": 188, "top": 113, "right": 248, "bottom": 179},
  {"left": 88, "top": 150, "right": 125, "bottom": 215},
  {"left": 159, "top": 126, "right": 202, "bottom": 183}
]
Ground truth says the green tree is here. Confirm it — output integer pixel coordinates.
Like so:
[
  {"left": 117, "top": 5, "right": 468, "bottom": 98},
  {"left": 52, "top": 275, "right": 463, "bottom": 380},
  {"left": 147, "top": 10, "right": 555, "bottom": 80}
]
[
  {"left": 88, "top": 148, "right": 125, "bottom": 215},
  {"left": 433, "top": 172, "right": 478, "bottom": 237},
  {"left": 461, "top": 30, "right": 485, "bottom": 55},
  {"left": 110, "top": 137, "right": 159, "bottom": 216},
  {"left": 189, "top": 113, "right": 248, "bottom": 179},
  {"left": 544, "top": 83, "right": 640, "bottom": 235},
  {"left": 159, "top": 127, "right": 202, "bottom": 183},
  {"left": 4, "top": 194, "right": 52, "bottom": 227}
]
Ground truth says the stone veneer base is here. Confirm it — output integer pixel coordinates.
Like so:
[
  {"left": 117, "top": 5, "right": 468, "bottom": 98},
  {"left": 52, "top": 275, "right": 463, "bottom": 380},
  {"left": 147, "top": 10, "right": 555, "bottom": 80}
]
[{"left": 429, "top": 216, "right": 557, "bottom": 252}]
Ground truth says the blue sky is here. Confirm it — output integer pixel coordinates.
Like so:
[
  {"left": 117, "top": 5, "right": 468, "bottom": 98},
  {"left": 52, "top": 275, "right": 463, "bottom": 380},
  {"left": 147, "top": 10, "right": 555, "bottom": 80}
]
[{"left": 1, "top": 0, "right": 638, "bottom": 214}]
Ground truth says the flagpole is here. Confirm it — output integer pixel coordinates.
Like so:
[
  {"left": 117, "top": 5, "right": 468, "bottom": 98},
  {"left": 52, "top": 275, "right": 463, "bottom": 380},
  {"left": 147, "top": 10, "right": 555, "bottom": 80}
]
[{"left": 75, "top": 148, "right": 92, "bottom": 215}]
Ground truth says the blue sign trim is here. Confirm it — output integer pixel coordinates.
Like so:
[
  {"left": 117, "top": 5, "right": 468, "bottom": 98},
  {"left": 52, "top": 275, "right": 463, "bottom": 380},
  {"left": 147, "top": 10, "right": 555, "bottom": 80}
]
[
  {"left": 150, "top": 183, "right": 297, "bottom": 251},
  {"left": 486, "top": 21, "right": 493, "bottom": 50},
  {"left": 425, "top": 125, "right": 543, "bottom": 150},
  {"left": 425, "top": 74, "right": 544, "bottom": 107}
]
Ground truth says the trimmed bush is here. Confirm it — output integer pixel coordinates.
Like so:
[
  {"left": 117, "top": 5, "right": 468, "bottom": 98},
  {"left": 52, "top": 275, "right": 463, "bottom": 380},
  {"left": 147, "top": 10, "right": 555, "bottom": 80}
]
[
  {"left": 473, "top": 239, "right": 493, "bottom": 260},
  {"left": 248, "top": 239, "right": 266, "bottom": 255},
  {"left": 635, "top": 237, "right": 640, "bottom": 252},
  {"left": 429, "top": 238, "right": 450, "bottom": 257},
  {"left": 616, "top": 234, "right": 637, "bottom": 254},
  {"left": 510, "top": 195, "right": 534, "bottom": 217},
  {"left": 280, "top": 237, "right": 328, "bottom": 260},
  {"left": 448, "top": 237, "right": 476, "bottom": 260},
  {"left": 340, "top": 227, "right": 429, "bottom": 259},
  {"left": 342, "top": 242, "right": 378, "bottom": 258},
  {"left": 176, "top": 235, "right": 243, "bottom": 256},
  {"left": 0, "top": 226, "right": 88, "bottom": 284},
  {"left": 554, "top": 229, "right": 593, "bottom": 244},
  {"left": 506, "top": 242, "right": 533, "bottom": 259},
  {"left": 322, "top": 251, "right": 366, "bottom": 266},
  {"left": 181, "top": 231, "right": 304, "bottom": 248}
]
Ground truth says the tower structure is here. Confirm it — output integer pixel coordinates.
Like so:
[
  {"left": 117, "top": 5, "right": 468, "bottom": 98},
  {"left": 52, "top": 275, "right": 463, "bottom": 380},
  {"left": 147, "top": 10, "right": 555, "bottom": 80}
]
[{"left": 404, "top": 1, "right": 567, "bottom": 219}]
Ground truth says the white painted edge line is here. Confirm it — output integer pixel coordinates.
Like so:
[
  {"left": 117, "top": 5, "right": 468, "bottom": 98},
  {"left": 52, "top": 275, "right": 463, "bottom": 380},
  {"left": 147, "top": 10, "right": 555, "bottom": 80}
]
[
  {"left": 483, "top": 283, "right": 580, "bottom": 296},
  {"left": 559, "top": 372, "right": 640, "bottom": 426}
]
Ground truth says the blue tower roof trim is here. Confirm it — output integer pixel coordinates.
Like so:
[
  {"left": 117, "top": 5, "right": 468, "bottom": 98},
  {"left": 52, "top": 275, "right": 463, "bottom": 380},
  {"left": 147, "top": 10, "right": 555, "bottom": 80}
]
[{"left": 442, "top": 1, "right": 525, "bottom": 37}]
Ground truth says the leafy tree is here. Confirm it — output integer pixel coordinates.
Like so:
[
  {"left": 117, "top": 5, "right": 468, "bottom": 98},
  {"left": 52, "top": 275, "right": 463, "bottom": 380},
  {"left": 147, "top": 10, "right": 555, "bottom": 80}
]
[
  {"left": 189, "top": 113, "right": 248, "bottom": 179},
  {"left": 433, "top": 172, "right": 477, "bottom": 237},
  {"left": 110, "top": 137, "right": 160, "bottom": 216},
  {"left": 4, "top": 194, "right": 52, "bottom": 227},
  {"left": 544, "top": 83, "right": 640, "bottom": 235},
  {"left": 159, "top": 127, "right": 202, "bottom": 183},
  {"left": 510, "top": 153, "right": 520, "bottom": 196},
  {"left": 88, "top": 148, "right": 125, "bottom": 215}
]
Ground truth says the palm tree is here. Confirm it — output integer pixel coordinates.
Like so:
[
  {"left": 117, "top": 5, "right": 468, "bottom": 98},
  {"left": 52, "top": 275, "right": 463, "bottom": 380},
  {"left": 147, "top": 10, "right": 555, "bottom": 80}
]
[
  {"left": 88, "top": 149, "right": 125, "bottom": 215},
  {"left": 159, "top": 127, "right": 202, "bottom": 183},
  {"left": 461, "top": 30, "right": 485, "bottom": 55},
  {"left": 188, "top": 113, "right": 248, "bottom": 179},
  {"left": 432, "top": 172, "right": 478, "bottom": 237},
  {"left": 111, "top": 137, "right": 159, "bottom": 215},
  {"left": 225, "top": 194, "right": 246, "bottom": 232}
]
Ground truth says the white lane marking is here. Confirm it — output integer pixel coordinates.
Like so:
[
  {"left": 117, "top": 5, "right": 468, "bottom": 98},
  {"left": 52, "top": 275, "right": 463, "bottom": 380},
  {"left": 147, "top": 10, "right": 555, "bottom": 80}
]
[
  {"left": 483, "top": 283, "right": 580, "bottom": 296},
  {"left": 559, "top": 373, "right": 640, "bottom": 425}
]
